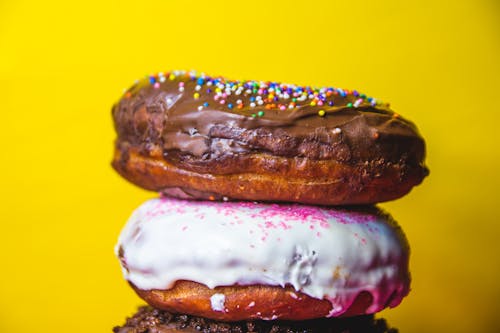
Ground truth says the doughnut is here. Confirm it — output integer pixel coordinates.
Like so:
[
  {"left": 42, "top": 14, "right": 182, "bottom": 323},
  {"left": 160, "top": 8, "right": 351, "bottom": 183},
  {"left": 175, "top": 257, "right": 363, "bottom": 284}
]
[
  {"left": 112, "top": 70, "right": 428, "bottom": 205},
  {"left": 113, "top": 306, "right": 398, "bottom": 333},
  {"left": 116, "top": 197, "right": 410, "bottom": 321}
]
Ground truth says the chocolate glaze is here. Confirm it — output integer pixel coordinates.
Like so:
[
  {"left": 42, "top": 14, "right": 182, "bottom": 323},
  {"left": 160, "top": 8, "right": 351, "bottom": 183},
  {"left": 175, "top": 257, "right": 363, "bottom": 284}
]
[{"left": 113, "top": 72, "right": 427, "bottom": 175}]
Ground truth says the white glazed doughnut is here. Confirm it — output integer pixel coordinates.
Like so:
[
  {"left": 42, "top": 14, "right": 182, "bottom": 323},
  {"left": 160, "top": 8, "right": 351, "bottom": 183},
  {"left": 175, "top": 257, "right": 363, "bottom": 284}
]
[{"left": 116, "top": 197, "right": 410, "bottom": 320}]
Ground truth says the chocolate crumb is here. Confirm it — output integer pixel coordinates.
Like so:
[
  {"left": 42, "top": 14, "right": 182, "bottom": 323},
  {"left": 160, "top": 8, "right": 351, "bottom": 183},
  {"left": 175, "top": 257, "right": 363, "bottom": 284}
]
[{"left": 113, "top": 306, "right": 398, "bottom": 333}]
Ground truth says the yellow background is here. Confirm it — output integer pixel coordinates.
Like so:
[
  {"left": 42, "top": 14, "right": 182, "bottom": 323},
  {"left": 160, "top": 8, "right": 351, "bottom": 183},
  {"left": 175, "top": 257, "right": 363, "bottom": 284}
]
[{"left": 1, "top": 1, "right": 499, "bottom": 332}]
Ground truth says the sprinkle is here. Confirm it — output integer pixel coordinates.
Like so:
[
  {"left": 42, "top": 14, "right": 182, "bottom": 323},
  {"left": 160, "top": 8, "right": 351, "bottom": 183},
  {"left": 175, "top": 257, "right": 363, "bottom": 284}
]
[
  {"left": 132, "top": 71, "right": 386, "bottom": 118},
  {"left": 354, "top": 98, "right": 363, "bottom": 107}
]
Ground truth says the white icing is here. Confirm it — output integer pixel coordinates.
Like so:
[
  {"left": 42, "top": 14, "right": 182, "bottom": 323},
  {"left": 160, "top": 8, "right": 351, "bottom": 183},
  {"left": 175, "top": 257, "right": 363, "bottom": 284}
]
[
  {"left": 116, "top": 197, "right": 410, "bottom": 317},
  {"left": 210, "top": 293, "right": 226, "bottom": 312}
]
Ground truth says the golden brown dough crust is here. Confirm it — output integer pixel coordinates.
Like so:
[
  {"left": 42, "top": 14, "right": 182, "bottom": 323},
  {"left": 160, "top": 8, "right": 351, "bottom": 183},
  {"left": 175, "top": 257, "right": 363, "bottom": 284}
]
[
  {"left": 132, "top": 280, "right": 375, "bottom": 321},
  {"left": 113, "top": 144, "right": 425, "bottom": 205}
]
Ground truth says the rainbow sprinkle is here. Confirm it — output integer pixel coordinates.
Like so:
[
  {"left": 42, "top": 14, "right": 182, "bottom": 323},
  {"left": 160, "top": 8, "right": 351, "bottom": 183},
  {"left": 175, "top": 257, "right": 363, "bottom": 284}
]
[{"left": 123, "top": 70, "right": 389, "bottom": 118}]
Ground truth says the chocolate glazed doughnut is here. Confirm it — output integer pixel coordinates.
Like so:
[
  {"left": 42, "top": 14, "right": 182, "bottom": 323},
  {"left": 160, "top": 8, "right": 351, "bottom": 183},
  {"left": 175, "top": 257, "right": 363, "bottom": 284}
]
[{"left": 112, "top": 71, "right": 428, "bottom": 205}]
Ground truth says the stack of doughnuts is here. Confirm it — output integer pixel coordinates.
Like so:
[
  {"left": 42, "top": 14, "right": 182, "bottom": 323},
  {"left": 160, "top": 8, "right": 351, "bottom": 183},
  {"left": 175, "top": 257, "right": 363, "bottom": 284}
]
[{"left": 111, "top": 70, "right": 428, "bottom": 333}]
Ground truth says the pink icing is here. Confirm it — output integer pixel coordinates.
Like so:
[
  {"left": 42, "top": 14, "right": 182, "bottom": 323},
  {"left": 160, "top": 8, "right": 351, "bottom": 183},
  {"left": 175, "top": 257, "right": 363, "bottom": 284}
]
[
  {"left": 141, "top": 197, "right": 385, "bottom": 242},
  {"left": 150, "top": 197, "right": 380, "bottom": 229}
]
